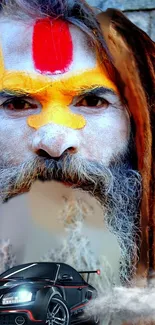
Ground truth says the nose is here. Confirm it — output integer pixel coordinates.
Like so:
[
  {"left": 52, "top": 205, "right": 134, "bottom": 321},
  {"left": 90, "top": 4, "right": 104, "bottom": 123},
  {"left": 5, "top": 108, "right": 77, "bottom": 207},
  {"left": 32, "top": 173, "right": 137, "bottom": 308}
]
[{"left": 31, "top": 124, "right": 79, "bottom": 159}]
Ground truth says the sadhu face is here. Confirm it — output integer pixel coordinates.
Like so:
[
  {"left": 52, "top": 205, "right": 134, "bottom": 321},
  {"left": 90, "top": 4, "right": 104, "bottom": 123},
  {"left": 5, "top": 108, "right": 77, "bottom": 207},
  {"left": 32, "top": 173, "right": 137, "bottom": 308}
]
[
  {"left": 0, "top": 17, "right": 130, "bottom": 172},
  {"left": 0, "top": 15, "right": 141, "bottom": 282}
]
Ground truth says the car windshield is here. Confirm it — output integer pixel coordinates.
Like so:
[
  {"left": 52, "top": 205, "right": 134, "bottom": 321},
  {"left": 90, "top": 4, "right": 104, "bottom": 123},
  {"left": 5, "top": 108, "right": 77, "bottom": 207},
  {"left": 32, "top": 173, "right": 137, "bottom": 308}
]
[{"left": 0, "top": 263, "right": 58, "bottom": 281}]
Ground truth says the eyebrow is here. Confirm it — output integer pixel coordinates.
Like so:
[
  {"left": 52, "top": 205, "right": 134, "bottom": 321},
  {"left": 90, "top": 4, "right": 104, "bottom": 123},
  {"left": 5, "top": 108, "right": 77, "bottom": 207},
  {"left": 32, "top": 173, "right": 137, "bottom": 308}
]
[
  {"left": 0, "top": 90, "right": 29, "bottom": 98},
  {"left": 80, "top": 86, "right": 116, "bottom": 97},
  {"left": 0, "top": 86, "right": 116, "bottom": 99}
]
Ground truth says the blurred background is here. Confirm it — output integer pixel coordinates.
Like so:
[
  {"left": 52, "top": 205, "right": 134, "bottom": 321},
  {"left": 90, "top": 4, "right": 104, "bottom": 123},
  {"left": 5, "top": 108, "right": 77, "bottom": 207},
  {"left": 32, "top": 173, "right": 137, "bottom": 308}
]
[{"left": 87, "top": 0, "right": 155, "bottom": 41}]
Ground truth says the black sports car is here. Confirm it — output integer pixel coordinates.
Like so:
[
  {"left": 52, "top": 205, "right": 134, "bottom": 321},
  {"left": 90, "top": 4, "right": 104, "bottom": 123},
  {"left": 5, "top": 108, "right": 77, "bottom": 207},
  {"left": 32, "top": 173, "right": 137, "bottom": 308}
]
[{"left": 0, "top": 262, "right": 100, "bottom": 325}]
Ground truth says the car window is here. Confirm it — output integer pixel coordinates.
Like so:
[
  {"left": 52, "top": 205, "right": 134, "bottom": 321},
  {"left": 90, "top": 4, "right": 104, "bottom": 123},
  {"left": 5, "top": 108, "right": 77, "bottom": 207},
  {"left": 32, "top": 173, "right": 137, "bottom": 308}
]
[
  {"left": 58, "top": 264, "right": 85, "bottom": 284},
  {"left": 0, "top": 263, "right": 58, "bottom": 281}
]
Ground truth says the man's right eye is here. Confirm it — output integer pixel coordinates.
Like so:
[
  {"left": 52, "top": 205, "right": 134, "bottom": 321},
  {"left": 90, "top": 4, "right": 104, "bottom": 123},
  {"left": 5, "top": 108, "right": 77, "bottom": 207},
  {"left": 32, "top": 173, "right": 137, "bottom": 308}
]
[{"left": 2, "top": 98, "right": 38, "bottom": 110}]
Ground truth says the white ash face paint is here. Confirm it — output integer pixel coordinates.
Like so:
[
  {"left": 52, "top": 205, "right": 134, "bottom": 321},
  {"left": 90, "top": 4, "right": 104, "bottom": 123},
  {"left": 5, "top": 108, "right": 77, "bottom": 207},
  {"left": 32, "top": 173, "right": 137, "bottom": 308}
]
[
  {"left": 0, "top": 20, "right": 130, "bottom": 165},
  {"left": 0, "top": 18, "right": 97, "bottom": 76},
  {"left": 0, "top": 17, "right": 130, "bottom": 174}
]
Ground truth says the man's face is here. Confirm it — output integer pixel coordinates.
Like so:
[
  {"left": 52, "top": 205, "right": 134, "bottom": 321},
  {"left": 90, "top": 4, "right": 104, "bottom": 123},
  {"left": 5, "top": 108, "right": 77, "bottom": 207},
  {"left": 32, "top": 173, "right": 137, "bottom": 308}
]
[
  {"left": 0, "top": 17, "right": 130, "bottom": 171},
  {"left": 0, "top": 16, "right": 141, "bottom": 282}
]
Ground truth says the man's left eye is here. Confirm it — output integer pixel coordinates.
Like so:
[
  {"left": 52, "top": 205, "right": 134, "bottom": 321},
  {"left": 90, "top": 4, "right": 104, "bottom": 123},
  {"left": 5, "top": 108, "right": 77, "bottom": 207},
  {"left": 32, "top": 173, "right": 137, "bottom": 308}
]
[
  {"left": 2, "top": 98, "right": 38, "bottom": 110},
  {"left": 75, "top": 95, "right": 109, "bottom": 108}
]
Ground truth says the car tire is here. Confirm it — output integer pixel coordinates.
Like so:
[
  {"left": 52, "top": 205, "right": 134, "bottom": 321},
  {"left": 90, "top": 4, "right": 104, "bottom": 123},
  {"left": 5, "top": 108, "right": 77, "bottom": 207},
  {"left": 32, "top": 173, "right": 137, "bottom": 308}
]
[{"left": 46, "top": 295, "right": 70, "bottom": 325}]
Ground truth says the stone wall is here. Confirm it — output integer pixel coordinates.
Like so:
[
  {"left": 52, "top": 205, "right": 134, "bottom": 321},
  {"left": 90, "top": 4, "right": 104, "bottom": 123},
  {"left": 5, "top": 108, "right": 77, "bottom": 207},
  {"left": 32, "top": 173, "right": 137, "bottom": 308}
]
[{"left": 87, "top": 0, "right": 155, "bottom": 41}]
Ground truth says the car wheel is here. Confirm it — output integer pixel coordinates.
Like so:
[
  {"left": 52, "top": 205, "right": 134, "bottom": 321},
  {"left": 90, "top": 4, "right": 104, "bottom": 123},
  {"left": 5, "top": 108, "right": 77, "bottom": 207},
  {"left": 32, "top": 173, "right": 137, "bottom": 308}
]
[{"left": 46, "top": 296, "right": 70, "bottom": 325}]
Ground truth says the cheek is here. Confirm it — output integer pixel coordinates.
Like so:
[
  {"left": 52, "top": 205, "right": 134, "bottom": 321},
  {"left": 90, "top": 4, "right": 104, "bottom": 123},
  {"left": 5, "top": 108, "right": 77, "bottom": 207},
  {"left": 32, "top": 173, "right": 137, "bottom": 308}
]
[
  {"left": 79, "top": 109, "right": 130, "bottom": 165},
  {"left": 0, "top": 114, "right": 34, "bottom": 166}
]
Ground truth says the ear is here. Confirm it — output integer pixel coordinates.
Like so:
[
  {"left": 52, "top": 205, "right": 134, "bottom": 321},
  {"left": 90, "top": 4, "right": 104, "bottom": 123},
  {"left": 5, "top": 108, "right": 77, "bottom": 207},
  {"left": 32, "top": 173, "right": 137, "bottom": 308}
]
[{"left": 97, "top": 9, "right": 155, "bottom": 279}]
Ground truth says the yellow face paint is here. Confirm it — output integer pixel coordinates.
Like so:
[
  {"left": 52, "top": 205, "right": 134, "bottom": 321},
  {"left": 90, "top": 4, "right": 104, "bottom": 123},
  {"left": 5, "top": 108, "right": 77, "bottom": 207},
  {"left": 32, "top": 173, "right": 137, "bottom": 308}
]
[{"left": 0, "top": 46, "right": 117, "bottom": 129}]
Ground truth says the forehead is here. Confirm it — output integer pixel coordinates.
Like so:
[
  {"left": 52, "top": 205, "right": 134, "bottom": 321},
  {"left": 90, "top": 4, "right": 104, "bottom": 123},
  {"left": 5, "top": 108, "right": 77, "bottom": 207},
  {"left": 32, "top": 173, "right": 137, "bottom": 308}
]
[{"left": 0, "top": 17, "right": 97, "bottom": 77}]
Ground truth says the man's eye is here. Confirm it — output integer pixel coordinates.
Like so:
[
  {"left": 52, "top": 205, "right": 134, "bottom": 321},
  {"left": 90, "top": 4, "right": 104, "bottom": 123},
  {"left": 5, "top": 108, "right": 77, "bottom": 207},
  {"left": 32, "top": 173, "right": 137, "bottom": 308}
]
[
  {"left": 75, "top": 95, "right": 109, "bottom": 108},
  {"left": 2, "top": 98, "right": 38, "bottom": 110}
]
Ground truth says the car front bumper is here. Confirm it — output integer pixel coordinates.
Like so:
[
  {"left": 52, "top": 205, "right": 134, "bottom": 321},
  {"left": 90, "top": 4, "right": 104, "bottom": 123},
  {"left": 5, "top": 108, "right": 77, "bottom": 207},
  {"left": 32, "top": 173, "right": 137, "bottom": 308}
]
[{"left": 0, "top": 310, "right": 44, "bottom": 325}]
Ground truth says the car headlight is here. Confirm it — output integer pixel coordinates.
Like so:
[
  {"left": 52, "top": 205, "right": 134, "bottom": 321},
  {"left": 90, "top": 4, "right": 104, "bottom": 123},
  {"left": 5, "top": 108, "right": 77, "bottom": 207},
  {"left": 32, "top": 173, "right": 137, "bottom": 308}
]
[{"left": 2, "top": 290, "right": 33, "bottom": 305}]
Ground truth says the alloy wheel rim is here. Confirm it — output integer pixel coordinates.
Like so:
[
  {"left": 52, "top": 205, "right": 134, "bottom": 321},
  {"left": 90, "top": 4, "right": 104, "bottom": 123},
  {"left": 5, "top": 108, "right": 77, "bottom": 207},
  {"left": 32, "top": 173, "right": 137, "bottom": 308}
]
[{"left": 46, "top": 301, "right": 67, "bottom": 325}]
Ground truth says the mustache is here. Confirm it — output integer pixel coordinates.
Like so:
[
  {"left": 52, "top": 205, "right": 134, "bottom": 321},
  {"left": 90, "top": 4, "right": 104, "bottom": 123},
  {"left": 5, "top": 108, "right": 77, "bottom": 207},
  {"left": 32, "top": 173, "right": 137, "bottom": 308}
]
[{"left": 0, "top": 153, "right": 113, "bottom": 201}]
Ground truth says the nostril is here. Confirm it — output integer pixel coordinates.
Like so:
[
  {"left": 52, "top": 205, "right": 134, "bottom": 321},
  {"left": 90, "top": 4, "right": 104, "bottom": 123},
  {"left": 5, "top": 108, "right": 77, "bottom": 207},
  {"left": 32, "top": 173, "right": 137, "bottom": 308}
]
[
  {"left": 36, "top": 149, "right": 52, "bottom": 159},
  {"left": 66, "top": 147, "right": 77, "bottom": 154},
  {"left": 36, "top": 147, "right": 77, "bottom": 160}
]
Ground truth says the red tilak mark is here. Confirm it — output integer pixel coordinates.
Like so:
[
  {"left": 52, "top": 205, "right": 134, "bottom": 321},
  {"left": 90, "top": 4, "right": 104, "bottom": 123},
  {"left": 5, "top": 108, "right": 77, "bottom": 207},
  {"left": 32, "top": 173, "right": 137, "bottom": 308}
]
[{"left": 33, "top": 18, "right": 73, "bottom": 74}]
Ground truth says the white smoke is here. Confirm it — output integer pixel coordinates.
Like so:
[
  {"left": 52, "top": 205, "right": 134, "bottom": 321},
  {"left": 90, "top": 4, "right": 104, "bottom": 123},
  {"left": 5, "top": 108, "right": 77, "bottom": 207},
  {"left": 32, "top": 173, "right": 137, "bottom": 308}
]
[
  {"left": 0, "top": 239, "right": 16, "bottom": 274},
  {"left": 40, "top": 197, "right": 155, "bottom": 324},
  {"left": 41, "top": 215, "right": 155, "bottom": 324},
  {"left": 41, "top": 219, "right": 116, "bottom": 292},
  {"left": 85, "top": 285, "right": 155, "bottom": 324}
]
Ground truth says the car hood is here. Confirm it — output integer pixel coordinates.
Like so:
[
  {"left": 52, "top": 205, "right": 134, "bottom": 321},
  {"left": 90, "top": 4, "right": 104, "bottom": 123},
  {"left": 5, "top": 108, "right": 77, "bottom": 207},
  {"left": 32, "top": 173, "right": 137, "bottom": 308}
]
[
  {"left": 0, "top": 278, "right": 33, "bottom": 287},
  {"left": 0, "top": 279, "right": 33, "bottom": 292},
  {"left": 0, "top": 278, "right": 48, "bottom": 295}
]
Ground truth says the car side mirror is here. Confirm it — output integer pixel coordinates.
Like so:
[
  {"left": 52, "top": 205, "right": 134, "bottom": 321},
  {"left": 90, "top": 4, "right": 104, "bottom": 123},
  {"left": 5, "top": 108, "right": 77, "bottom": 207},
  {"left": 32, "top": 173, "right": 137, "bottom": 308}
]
[{"left": 59, "top": 274, "right": 73, "bottom": 282}]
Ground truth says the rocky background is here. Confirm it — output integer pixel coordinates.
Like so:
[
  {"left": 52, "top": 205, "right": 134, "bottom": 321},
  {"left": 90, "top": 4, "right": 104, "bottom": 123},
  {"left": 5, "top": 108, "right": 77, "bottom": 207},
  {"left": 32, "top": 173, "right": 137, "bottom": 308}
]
[{"left": 87, "top": 0, "right": 155, "bottom": 41}]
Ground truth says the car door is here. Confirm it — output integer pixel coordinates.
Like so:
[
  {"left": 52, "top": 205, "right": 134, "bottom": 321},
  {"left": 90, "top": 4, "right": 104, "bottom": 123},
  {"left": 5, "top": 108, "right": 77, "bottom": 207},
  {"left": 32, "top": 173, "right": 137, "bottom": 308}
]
[
  {"left": 57, "top": 265, "right": 86, "bottom": 308},
  {"left": 63, "top": 281, "right": 84, "bottom": 308}
]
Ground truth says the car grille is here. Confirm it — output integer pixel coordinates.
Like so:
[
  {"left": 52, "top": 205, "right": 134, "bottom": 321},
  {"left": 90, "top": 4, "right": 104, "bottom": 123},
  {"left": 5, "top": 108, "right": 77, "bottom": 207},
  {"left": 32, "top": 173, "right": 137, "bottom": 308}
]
[
  {"left": 0, "top": 314, "right": 28, "bottom": 324},
  {"left": 0, "top": 314, "right": 15, "bottom": 324}
]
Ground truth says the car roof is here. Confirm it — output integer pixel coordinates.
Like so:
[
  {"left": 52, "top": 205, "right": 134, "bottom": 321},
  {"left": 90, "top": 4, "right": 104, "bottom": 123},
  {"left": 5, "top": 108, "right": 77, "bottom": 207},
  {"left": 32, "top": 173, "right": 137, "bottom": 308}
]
[
  {"left": 0, "top": 262, "right": 80, "bottom": 278},
  {"left": 12, "top": 262, "right": 77, "bottom": 270}
]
